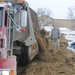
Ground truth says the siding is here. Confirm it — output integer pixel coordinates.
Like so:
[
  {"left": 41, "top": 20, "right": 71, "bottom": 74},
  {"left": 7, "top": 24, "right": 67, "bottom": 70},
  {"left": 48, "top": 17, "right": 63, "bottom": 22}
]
[{"left": 53, "top": 19, "right": 75, "bottom": 30}]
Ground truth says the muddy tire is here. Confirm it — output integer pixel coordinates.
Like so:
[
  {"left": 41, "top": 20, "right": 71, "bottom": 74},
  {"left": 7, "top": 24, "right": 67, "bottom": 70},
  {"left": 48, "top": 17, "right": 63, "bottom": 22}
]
[{"left": 17, "top": 46, "right": 29, "bottom": 66}]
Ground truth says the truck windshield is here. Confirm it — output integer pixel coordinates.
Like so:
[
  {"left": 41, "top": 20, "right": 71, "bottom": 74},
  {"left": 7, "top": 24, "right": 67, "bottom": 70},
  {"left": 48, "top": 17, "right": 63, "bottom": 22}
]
[{"left": 0, "top": 7, "right": 2, "bottom": 27}]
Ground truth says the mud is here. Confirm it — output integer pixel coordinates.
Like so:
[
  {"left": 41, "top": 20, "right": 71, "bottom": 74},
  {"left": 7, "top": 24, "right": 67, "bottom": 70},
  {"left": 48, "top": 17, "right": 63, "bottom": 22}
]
[{"left": 23, "top": 28, "right": 75, "bottom": 75}]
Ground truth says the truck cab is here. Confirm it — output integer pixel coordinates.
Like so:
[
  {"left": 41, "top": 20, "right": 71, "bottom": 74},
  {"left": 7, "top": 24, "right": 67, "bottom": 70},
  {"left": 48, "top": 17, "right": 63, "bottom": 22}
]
[{"left": 0, "top": 2, "right": 16, "bottom": 75}]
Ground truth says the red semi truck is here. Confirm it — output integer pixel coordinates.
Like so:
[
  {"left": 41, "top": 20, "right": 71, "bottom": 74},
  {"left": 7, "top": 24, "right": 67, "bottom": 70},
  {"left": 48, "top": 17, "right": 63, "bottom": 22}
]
[{"left": 0, "top": 0, "right": 39, "bottom": 75}]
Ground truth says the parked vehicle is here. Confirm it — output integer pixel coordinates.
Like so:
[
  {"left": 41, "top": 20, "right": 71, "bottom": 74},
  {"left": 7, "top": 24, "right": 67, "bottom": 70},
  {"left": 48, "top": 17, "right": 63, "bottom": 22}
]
[{"left": 0, "top": 0, "right": 39, "bottom": 75}]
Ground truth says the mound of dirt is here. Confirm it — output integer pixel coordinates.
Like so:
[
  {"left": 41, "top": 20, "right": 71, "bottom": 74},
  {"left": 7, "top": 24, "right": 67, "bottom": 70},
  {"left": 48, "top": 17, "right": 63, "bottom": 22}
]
[{"left": 23, "top": 28, "right": 75, "bottom": 75}]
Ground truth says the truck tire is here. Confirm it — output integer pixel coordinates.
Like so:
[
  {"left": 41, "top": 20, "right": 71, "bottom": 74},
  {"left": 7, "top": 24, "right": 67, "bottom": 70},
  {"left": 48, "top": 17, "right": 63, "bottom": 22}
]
[
  {"left": 17, "top": 46, "right": 28, "bottom": 66},
  {"left": 22, "top": 46, "right": 29, "bottom": 66}
]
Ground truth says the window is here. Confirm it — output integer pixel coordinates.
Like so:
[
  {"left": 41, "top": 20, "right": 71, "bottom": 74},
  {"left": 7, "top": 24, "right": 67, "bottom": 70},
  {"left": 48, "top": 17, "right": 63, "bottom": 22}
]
[
  {"left": 0, "top": 39, "right": 5, "bottom": 48},
  {"left": 4, "top": 11, "right": 7, "bottom": 27},
  {"left": 0, "top": 7, "right": 2, "bottom": 27}
]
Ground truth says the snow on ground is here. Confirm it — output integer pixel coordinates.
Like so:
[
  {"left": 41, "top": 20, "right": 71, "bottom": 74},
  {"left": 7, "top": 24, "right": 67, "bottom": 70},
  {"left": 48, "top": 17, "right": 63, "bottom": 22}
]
[{"left": 44, "top": 26, "right": 75, "bottom": 52}]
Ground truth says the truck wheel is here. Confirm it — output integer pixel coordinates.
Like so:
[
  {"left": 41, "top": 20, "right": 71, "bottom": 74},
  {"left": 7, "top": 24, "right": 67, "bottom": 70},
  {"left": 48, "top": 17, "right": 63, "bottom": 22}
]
[
  {"left": 22, "top": 46, "right": 29, "bottom": 66},
  {"left": 17, "top": 46, "right": 33, "bottom": 66},
  {"left": 17, "top": 46, "right": 29, "bottom": 66}
]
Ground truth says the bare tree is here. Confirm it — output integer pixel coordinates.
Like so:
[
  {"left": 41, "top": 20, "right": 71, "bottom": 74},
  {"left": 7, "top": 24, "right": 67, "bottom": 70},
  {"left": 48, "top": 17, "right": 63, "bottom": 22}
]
[
  {"left": 37, "top": 8, "right": 52, "bottom": 29},
  {"left": 67, "top": 7, "right": 75, "bottom": 29},
  {"left": 37, "top": 8, "right": 51, "bottom": 17},
  {"left": 67, "top": 7, "right": 75, "bottom": 20}
]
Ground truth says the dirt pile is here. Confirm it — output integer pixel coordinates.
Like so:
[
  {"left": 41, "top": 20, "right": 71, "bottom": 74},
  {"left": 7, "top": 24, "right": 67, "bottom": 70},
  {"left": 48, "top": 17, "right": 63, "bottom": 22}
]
[{"left": 23, "top": 28, "right": 75, "bottom": 75}]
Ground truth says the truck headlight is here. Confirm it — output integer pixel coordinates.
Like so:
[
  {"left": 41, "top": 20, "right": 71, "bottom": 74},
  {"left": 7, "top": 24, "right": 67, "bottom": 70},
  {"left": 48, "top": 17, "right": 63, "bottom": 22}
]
[
  {"left": 0, "top": 69, "right": 10, "bottom": 75},
  {"left": 0, "top": 70, "right": 1, "bottom": 75},
  {"left": 0, "top": 69, "right": 14, "bottom": 75},
  {"left": 2, "top": 70, "right": 10, "bottom": 75}
]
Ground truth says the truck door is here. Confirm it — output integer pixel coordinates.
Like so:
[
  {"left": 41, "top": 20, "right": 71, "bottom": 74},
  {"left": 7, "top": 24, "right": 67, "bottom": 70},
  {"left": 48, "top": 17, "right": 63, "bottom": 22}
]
[{"left": 0, "top": 6, "right": 8, "bottom": 58}]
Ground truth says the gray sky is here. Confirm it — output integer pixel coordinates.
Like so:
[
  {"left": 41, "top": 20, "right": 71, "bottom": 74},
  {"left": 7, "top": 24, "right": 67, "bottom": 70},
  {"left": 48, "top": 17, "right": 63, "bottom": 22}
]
[{"left": 25, "top": 0, "right": 75, "bottom": 19}]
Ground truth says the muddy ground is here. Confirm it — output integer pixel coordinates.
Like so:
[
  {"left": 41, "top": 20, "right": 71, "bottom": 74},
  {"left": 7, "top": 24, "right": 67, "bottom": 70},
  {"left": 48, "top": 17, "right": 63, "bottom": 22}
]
[{"left": 23, "top": 28, "right": 75, "bottom": 75}]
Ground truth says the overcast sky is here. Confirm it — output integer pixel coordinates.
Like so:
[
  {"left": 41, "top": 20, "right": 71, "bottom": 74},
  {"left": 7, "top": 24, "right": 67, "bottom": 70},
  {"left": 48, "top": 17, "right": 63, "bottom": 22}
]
[{"left": 25, "top": 0, "right": 75, "bottom": 19}]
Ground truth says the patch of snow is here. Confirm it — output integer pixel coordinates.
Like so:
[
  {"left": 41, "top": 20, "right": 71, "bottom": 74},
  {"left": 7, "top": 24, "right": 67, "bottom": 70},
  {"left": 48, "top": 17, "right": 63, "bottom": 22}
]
[{"left": 44, "top": 26, "right": 75, "bottom": 52}]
